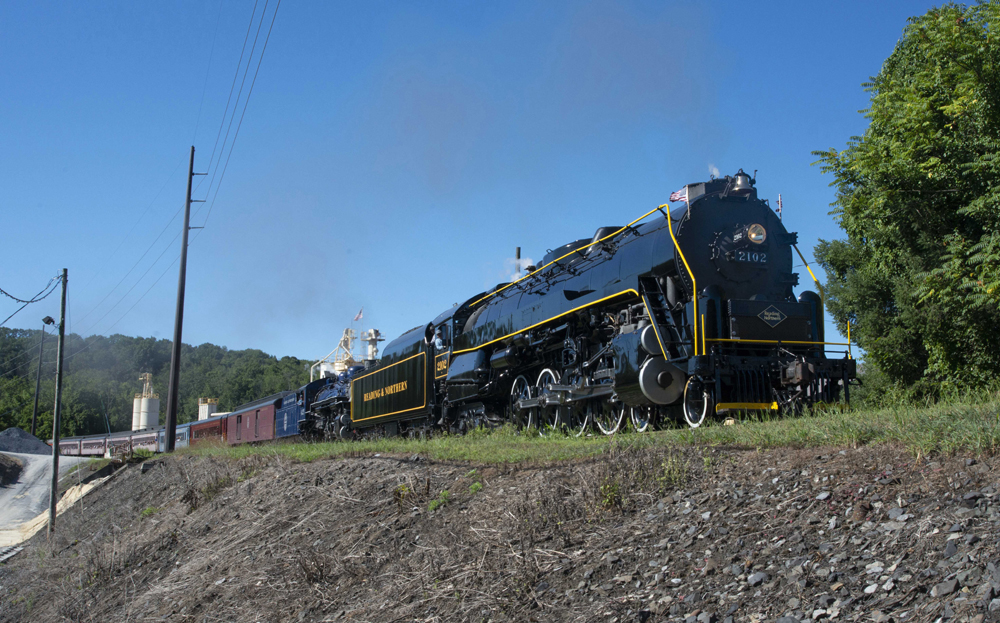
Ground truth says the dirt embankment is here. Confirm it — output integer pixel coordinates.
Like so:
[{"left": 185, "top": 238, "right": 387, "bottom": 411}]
[
  {"left": 1, "top": 444, "right": 999, "bottom": 623},
  {"left": 0, "top": 454, "right": 22, "bottom": 487}
]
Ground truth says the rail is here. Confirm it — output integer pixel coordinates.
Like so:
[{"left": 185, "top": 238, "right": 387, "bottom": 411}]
[
  {"left": 705, "top": 338, "right": 849, "bottom": 346},
  {"left": 663, "top": 205, "right": 698, "bottom": 355},
  {"left": 471, "top": 205, "right": 667, "bottom": 307},
  {"left": 792, "top": 244, "right": 825, "bottom": 306}
]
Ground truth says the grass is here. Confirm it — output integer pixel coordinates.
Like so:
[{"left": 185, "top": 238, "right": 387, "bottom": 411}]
[
  {"left": 181, "top": 394, "right": 1000, "bottom": 465},
  {"left": 428, "top": 490, "right": 450, "bottom": 512},
  {"left": 65, "top": 457, "right": 113, "bottom": 478}
]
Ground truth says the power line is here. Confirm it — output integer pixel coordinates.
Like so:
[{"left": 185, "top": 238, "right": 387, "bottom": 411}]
[
  {"left": 55, "top": 256, "right": 181, "bottom": 370},
  {"left": 192, "top": 0, "right": 226, "bottom": 146},
  {"left": 75, "top": 2, "right": 259, "bottom": 328},
  {"left": 78, "top": 157, "right": 186, "bottom": 295},
  {"left": 74, "top": 229, "right": 182, "bottom": 338},
  {"left": 197, "top": 0, "right": 282, "bottom": 232},
  {"left": 74, "top": 204, "right": 184, "bottom": 328},
  {"left": 0, "top": 277, "right": 60, "bottom": 328},
  {"left": 198, "top": 0, "right": 268, "bottom": 203},
  {"left": 0, "top": 277, "right": 59, "bottom": 305},
  {"left": 197, "top": 0, "right": 261, "bottom": 192}
]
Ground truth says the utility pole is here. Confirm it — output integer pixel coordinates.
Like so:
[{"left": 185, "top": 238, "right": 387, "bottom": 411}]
[
  {"left": 30, "top": 317, "right": 53, "bottom": 437},
  {"left": 47, "top": 269, "right": 67, "bottom": 538},
  {"left": 165, "top": 146, "right": 204, "bottom": 452}
]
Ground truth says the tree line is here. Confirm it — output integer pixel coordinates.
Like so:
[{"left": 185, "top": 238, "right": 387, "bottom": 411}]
[
  {"left": 815, "top": 2, "right": 1000, "bottom": 401},
  {"left": 0, "top": 327, "right": 311, "bottom": 438}
]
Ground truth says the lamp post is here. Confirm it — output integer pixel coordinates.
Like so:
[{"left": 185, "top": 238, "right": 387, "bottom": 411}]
[{"left": 30, "top": 316, "right": 55, "bottom": 437}]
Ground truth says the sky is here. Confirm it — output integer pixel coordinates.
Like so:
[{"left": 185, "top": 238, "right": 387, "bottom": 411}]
[{"left": 0, "top": 0, "right": 942, "bottom": 366}]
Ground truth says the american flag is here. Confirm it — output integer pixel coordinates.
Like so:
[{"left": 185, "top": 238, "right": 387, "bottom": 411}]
[
  {"left": 354, "top": 307, "right": 363, "bottom": 322},
  {"left": 776, "top": 194, "right": 783, "bottom": 220},
  {"left": 669, "top": 187, "right": 687, "bottom": 203}
]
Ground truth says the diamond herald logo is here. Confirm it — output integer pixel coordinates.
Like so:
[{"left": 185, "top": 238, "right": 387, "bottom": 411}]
[{"left": 758, "top": 305, "right": 788, "bottom": 328}]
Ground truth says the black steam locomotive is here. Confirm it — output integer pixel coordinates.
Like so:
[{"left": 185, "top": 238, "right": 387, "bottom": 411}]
[{"left": 306, "top": 170, "right": 855, "bottom": 438}]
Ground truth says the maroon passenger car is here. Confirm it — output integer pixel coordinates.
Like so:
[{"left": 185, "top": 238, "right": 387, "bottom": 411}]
[{"left": 225, "top": 393, "right": 289, "bottom": 445}]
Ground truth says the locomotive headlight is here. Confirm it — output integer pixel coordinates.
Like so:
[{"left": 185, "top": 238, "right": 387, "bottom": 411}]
[{"left": 747, "top": 224, "right": 766, "bottom": 244}]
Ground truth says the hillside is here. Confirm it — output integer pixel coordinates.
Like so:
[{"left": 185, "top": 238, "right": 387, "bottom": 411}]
[
  {"left": 0, "top": 328, "right": 312, "bottom": 438},
  {"left": 1, "top": 436, "right": 999, "bottom": 622}
]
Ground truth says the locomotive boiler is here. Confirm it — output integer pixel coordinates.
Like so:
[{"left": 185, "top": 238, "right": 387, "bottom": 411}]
[{"left": 309, "top": 169, "right": 856, "bottom": 438}]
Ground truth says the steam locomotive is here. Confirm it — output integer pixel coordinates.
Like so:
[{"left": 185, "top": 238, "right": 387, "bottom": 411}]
[{"left": 306, "top": 170, "right": 855, "bottom": 438}]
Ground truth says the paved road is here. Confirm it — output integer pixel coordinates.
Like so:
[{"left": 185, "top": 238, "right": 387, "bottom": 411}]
[{"left": 0, "top": 452, "right": 89, "bottom": 529}]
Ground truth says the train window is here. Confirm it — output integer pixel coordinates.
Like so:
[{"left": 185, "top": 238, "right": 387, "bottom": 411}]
[
  {"left": 255, "top": 410, "right": 259, "bottom": 437},
  {"left": 236, "top": 415, "right": 242, "bottom": 440}
]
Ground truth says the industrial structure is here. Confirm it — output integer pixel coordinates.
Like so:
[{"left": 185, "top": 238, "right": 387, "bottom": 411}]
[
  {"left": 310, "top": 327, "right": 384, "bottom": 381},
  {"left": 197, "top": 397, "right": 219, "bottom": 421},
  {"left": 131, "top": 373, "right": 159, "bottom": 431}
]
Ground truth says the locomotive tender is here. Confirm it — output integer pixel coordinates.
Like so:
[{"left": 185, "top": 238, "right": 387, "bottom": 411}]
[{"left": 310, "top": 169, "right": 856, "bottom": 438}]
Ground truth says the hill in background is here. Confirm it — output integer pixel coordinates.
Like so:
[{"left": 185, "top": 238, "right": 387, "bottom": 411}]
[{"left": 0, "top": 328, "right": 312, "bottom": 438}]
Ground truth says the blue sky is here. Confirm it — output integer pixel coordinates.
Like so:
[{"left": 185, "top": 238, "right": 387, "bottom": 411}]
[{"left": 1, "top": 0, "right": 939, "bottom": 363}]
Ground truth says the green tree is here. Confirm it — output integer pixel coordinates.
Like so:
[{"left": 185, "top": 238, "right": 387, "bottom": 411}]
[
  {"left": 0, "top": 326, "right": 311, "bottom": 437},
  {"left": 814, "top": 2, "right": 1000, "bottom": 396}
]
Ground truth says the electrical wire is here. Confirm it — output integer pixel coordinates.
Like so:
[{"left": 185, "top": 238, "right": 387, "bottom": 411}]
[
  {"left": 4, "top": 1, "right": 282, "bottom": 375},
  {"left": 74, "top": 204, "right": 184, "bottom": 328},
  {"left": 78, "top": 157, "right": 185, "bottom": 295},
  {"left": 0, "top": 276, "right": 59, "bottom": 305},
  {"left": 0, "top": 277, "right": 61, "bottom": 328},
  {"left": 56, "top": 256, "right": 181, "bottom": 369},
  {"left": 197, "top": 0, "right": 261, "bottom": 192},
  {"left": 196, "top": 0, "right": 282, "bottom": 232},
  {"left": 74, "top": 229, "right": 182, "bottom": 338},
  {"left": 198, "top": 0, "right": 268, "bottom": 201},
  {"left": 192, "top": 0, "right": 226, "bottom": 146}
]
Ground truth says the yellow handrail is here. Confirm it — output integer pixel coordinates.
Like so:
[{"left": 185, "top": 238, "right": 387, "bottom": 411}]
[
  {"left": 701, "top": 314, "right": 706, "bottom": 356},
  {"left": 792, "top": 244, "right": 825, "bottom": 306},
  {"left": 471, "top": 205, "right": 666, "bottom": 307},
  {"left": 706, "top": 337, "right": 850, "bottom": 346},
  {"left": 665, "top": 206, "right": 698, "bottom": 355}
]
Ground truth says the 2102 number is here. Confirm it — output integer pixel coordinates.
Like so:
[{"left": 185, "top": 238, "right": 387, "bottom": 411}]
[{"left": 736, "top": 251, "right": 767, "bottom": 263}]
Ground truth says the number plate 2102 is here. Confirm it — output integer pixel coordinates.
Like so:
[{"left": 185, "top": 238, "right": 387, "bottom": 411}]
[{"left": 736, "top": 250, "right": 767, "bottom": 264}]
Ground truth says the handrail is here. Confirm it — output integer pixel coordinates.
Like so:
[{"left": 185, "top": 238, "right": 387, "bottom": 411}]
[
  {"left": 664, "top": 205, "right": 698, "bottom": 355},
  {"left": 701, "top": 314, "right": 706, "bottom": 356},
  {"left": 792, "top": 244, "right": 825, "bottom": 306},
  {"left": 471, "top": 205, "right": 666, "bottom": 307},
  {"left": 706, "top": 338, "right": 850, "bottom": 346}
]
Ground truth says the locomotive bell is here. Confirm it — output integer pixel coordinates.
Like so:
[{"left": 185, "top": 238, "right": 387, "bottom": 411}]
[{"left": 730, "top": 169, "right": 754, "bottom": 197}]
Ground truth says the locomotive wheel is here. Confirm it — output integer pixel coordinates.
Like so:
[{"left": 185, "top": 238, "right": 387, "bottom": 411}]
[
  {"left": 593, "top": 399, "right": 625, "bottom": 435},
  {"left": 629, "top": 406, "right": 654, "bottom": 433},
  {"left": 682, "top": 377, "right": 713, "bottom": 428},
  {"left": 510, "top": 375, "right": 534, "bottom": 429},
  {"left": 534, "top": 369, "right": 563, "bottom": 435}
]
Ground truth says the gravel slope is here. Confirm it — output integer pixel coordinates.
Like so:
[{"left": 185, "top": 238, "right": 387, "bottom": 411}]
[
  {"left": 0, "top": 444, "right": 998, "bottom": 623},
  {"left": 0, "top": 428, "right": 52, "bottom": 456}
]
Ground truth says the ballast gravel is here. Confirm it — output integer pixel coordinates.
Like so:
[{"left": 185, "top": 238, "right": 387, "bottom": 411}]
[{"left": 0, "top": 427, "right": 51, "bottom": 455}]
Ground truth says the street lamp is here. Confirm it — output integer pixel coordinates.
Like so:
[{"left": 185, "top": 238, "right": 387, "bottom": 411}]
[{"left": 30, "top": 316, "right": 56, "bottom": 437}]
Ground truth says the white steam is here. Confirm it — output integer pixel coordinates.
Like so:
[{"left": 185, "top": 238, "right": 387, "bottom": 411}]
[
  {"left": 503, "top": 256, "right": 535, "bottom": 281},
  {"left": 708, "top": 163, "right": 721, "bottom": 178}
]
